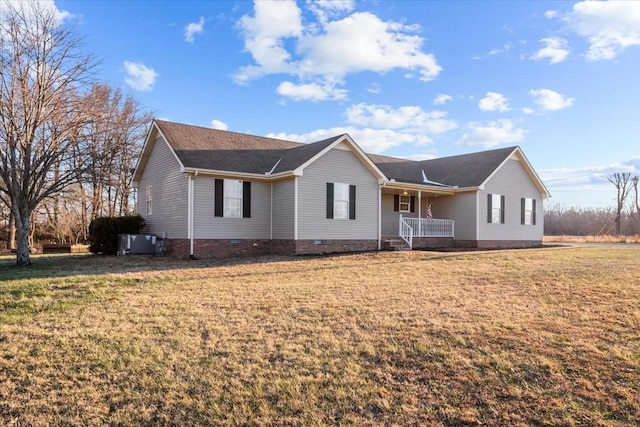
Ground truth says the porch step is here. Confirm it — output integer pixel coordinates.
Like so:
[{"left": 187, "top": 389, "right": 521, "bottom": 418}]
[{"left": 383, "top": 238, "right": 409, "bottom": 251}]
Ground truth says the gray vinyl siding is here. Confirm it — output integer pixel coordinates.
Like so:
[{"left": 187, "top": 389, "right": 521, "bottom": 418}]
[
  {"left": 193, "top": 177, "right": 270, "bottom": 239},
  {"left": 479, "top": 158, "right": 544, "bottom": 241},
  {"left": 381, "top": 193, "right": 421, "bottom": 236},
  {"left": 272, "top": 179, "right": 295, "bottom": 239},
  {"left": 297, "top": 147, "right": 379, "bottom": 240},
  {"left": 432, "top": 192, "right": 478, "bottom": 240},
  {"left": 138, "top": 136, "right": 188, "bottom": 238},
  {"left": 381, "top": 193, "right": 401, "bottom": 236}
]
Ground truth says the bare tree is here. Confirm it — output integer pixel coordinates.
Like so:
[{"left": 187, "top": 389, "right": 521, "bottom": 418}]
[
  {"left": 0, "top": 0, "right": 97, "bottom": 265},
  {"left": 607, "top": 172, "right": 633, "bottom": 236},
  {"left": 76, "top": 84, "right": 151, "bottom": 220},
  {"left": 632, "top": 176, "right": 640, "bottom": 234}
]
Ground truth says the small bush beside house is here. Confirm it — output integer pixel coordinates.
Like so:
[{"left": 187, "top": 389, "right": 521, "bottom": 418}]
[{"left": 89, "top": 215, "right": 145, "bottom": 255}]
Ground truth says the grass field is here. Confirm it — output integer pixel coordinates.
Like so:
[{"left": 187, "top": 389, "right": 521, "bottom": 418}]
[{"left": 1, "top": 247, "right": 639, "bottom": 426}]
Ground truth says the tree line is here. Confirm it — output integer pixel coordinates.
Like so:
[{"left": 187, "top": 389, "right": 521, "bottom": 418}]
[
  {"left": 0, "top": 1, "right": 151, "bottom": 264},
  {"left": 545, "top": 172, "right": 640, "bottom": 236}
]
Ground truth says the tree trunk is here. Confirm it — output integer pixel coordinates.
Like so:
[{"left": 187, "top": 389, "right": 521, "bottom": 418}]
[
  {"left": 8, "top": 214, "right": 16, "bottom": 250},
  {"left": 14, "top": 208, "right": 31, "bottom": 266}
]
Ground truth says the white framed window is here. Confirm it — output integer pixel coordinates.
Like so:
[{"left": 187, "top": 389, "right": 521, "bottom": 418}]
[
  {"left": 399, "top": 195, "right": 411, "bottom": 212},
  {"left": 326, "top": 182, "right": 356, "bottom": 220},
  {"left": 522, "top": 197, "right": 536, "bottom": 225},
  {"left": 334, "top": 182, "right": 349, "bottom": 220},
  {"left": 215, "top": 179, "right": 251, "bottom": 219},
  {"left": 223, "top": 179, "right": 243, "bottom": 218},
  {"left": 488, "top": 193, "right": 504, "bottom": 224},
  {"left": 491, "top": 194, "right": 501, "bottom": 224},
  {"left": 146, "top": 185, "right": 152, "bottom": 215}
]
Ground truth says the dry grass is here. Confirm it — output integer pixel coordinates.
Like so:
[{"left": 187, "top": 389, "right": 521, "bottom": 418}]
[
  {"left": 1, "top": 248, "right": 639, "bottom": 426},
  {"left": 544, "top": 234, "right": 640, "bottom": 244}
]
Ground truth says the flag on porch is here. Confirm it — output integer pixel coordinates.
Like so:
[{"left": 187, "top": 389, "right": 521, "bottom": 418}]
[{"left": 427, "top": 204, "right": 433, "bottom": 221}]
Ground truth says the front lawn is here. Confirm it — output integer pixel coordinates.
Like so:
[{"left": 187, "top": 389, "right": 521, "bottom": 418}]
[{"left": 1, "top": 248, "right": 639, "bottom": 426}]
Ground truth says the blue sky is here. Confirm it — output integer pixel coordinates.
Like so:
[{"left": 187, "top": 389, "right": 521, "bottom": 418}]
[{"left": 51, "top": 0, "right": 640, "bottom": 208}]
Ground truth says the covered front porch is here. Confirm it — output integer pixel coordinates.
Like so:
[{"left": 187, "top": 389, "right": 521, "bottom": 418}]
[
  {"left": 380, "top": 182, "right": 456, "bottom": 250},
  {"left": 398, "top": 215, "right": 454, "bottom": 249}
]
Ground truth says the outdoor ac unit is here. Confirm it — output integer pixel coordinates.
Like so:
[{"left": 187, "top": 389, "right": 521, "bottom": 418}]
[{"left": 117, "top": 233, "right": 166, "bottom": 256}]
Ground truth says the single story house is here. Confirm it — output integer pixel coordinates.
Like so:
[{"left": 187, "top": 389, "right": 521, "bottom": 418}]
[{"left": 132, "top": 120, "right": 550, "bottom": 258}]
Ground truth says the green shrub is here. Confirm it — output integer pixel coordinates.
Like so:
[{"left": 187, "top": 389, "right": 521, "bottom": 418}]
[{"left": 89, "top": 215, "right": 145, "bottom": 255}]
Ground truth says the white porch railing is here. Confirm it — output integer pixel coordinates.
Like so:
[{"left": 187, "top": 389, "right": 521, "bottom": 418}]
[
  {"left": 399, "top": 215, "right": 455, "bottom": 249},
  {"left": 399, "top": 216, "right": 413, "bottom": 249}
]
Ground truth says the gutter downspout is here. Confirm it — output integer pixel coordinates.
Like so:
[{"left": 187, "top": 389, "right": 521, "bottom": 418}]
[
  {"left": 294, "top": 177, "right": 298, "bottom": 243},
  {"left": 378, "top": 185, "right": 382, "bottom": 250},
  {"left": 188, "top": 173, "right": 195, "bottom": 258}
]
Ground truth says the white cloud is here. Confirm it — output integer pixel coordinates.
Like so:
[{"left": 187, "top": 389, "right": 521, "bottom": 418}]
[
  {"left": 0, "top": 0, "right": 71, "bottom": 28},
  {"left": 488, "top": 43, "right": 513, "bottom": 56},
  {"left": 367, "top": 83, "right": 381, "bottom": 94},
  {"left": 478, "top": 92, "right": 510, "bottom": 112},
  {"left": 455, "top": 119, "right": 526, "bottom": 148},
  {"left": 234, "top": 2, "right": 441, "bottom": 101},
  {"left": 123, "top": 61, "right": 158, "bottom": 91},
  {"left": 308, "top": 0, "right": 355, "bottom": 25},
  {"left": 522, "top": 107, "right": 535, "bottom": 115},
  {"left": 346, "top": 103, "right": 457, "bottom": 134},
  {"left": 211, "top": 119, "right": 228, "bottom": 130},
  {"left": 185, "top": 16, "right": 205, "bottom": 43},
  {"left": 265, "top": 102, "right": 458, "bottom": 154},
  {"left": 297, "top": 12, "right": 441, "bottom": 81},
  {"left": 267, "top": 126, "right": 430, "bottom": 154},
  {"left": 404, "top": 152, "right": 438, "bottom": 161},
  {"left": 540, "top": 159, "right": 640, "bottom": 207},
  {"left": 529, "top": 88, "right": 574, "bottom": 111},
  {"left": 433, "top": 94, "right": 452, "bottom": 105},
  {"left": 530, "top": 37, "right": 570, "bottom": 64},
  {"left": 566, "top": 0, "right": 640, "bottom": 60},
  {"left": 234, "top": 0, "right": 303, "bottom": 83},
  {"left": 545, "top": 10, "right": 559, "bottom": 19},
  {"left": 277, "top": 80, "right": 348, "bottom": 101}
]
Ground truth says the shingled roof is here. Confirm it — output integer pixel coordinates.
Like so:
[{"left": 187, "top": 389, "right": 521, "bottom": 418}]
[
  {"left": 155, "top": 120, "right": 303, "bottom": 174},
  {"left": 144, "top": 120, "right": 545, "bottom": 195},
  {"left": 370, "top": 146, "right": 518, "bottom": 188}
]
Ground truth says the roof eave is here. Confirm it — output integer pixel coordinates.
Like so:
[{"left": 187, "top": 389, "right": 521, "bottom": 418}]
[{"left": 183, "top": 167, "right": 296, "bottom": 181}]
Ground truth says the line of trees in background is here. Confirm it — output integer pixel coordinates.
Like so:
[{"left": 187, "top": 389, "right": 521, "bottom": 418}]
[{"left": 545, "top": 172, "right": 640, "bottom": 236}]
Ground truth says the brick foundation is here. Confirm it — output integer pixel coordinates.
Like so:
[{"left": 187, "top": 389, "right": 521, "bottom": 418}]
[
  {"left": 411, "top": 237, "right": 455, "bottom": 249},
  {"left": 168, "top": 239, "right": 272, "bottom": 259},
  {"left": 165, "top": 238, "right": 543, "bottom": 259},
  {"left": 455, "top": 240, "right": 542, "bottom": 249},
  {"left": 294, "top": 239, "right": 378, "bottom": 255},
  {"left": 166, "top": 238, "right": 378, "bottom": 259}
]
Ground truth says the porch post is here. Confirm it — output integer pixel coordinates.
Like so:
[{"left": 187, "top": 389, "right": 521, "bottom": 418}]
[{"left": 418, "top": 191, "right": 422, "bottom": 237}]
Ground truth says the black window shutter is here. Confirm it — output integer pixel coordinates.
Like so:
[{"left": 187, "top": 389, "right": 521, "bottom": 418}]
[
  {"left": 410, "top": 196, "right": 415, "bottom": 213},
  {"left": 521, "top": 198, "right": 525, "bottom": 225},
  {"left": 532, "top": 199, "right": 536, "bottom": 225},
  {"left": 349, "top": 185, "right": 356, "bottom": 220},
  {"left": 487, "top": 194, "right": 492, "bottom": 223},
  {"left": 214, "top": 179, "right": 224, "bottom": 217},
  {"left": 393, "top": 194, "right": 399, "bottom": 212},
  {"left": 243, "top": 181, "right": 251, "bottom": 218},
  {"left": 326, "top": 183, "right": 334, "bottom": 219},
  {"left": 500, "top": 195, "right": 505, "bottom": 224}
]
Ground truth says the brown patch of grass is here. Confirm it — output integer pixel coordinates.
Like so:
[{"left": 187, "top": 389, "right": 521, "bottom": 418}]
[
  {"left": 1, "top": 248, "right": 640, "bottom": 425},
  {"left": 545, "top": 234, "right": 640, "bottom": 244}
]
